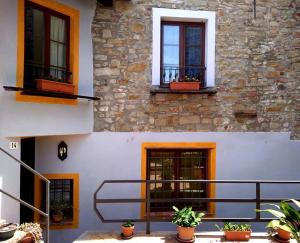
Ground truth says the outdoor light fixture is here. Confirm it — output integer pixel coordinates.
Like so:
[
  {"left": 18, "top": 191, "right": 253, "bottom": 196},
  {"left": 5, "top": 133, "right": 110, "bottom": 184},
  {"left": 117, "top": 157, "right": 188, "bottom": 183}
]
[{"left": 58, "top": 141, "right": 68, "bottom": 161}]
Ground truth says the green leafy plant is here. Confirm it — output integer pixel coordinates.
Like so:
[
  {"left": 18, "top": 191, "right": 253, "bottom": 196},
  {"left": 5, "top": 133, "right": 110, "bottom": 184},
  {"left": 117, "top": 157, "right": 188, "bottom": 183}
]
[
  {"left": 18, "top": 222, "right": 43, "bottom": 242},
  {"left": 256, "top": 199, "right": 300, "bottom": 242},
  {"left": 216, "top": 222, "right": 252, "bottom": 232},
  {"left": 122, "top": 220, "right": 134, "bottom": 227},
  {"left": 171, "top": 206, "right": 205, "bottom": 228},
  {"left": 50, "top": 200, "right": 70, "bottom": 216}
]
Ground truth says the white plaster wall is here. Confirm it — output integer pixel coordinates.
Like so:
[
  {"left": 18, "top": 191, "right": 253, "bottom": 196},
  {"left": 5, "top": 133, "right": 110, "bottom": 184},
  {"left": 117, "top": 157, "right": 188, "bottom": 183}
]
[
  {"left": 0, "top": 137, "right": 20, "bottom": 223},
  {"left": 35, "top": 132, "right": 300, "bottom": 243},
  {"left": 0, "top": 0, "right": 96, "bottom": 138}
]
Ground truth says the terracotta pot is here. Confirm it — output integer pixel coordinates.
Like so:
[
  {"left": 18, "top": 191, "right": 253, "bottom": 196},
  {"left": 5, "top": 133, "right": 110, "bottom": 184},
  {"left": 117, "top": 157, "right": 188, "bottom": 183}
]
[
  {"left": 177, "top": 225, "right": 195, "bottom": 241},
  {"left": 36, "top": 79, "right": 75, "bottom": 94},
  {"left": 20, "top": 234, "right": 34, "bottom": 243},
  {"left": 52, "top": 214, "right": 64, "bottom": 223},
  {"left": 121, "top": 225, "right": 134, "bottom": 237},
  {"left": 277, "top": 227, "right": 291, "bottom": 241},
  {"left": 225, "top": 231, "right": 251, "bottom": 241},
  {"left": 169, "top": 82, "right": 201, "bottom": 91}
]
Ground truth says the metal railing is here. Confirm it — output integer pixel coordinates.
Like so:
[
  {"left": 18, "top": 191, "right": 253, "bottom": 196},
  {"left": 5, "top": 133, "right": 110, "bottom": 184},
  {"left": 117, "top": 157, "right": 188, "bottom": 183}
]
[
  {"left": 94, "top": 179, "right": 300, "bottom": 234},
  {"left": 24, "top": 61, "right": 72, "bottom": 86},
  {"left": 0, "top": 146, "right": 50, "bottom": 243},
  {"left": 161, "top": 65, "right": 206, "bottom": 87}
]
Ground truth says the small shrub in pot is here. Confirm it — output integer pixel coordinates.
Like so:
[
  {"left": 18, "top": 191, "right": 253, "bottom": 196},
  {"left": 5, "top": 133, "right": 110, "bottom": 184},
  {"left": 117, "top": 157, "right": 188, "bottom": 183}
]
[{"left": 172, "top": 206, "right": 205, "bottom": 241}]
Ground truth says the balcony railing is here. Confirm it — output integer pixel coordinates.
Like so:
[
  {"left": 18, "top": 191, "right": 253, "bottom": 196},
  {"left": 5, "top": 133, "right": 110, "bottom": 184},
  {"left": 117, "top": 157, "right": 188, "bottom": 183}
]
[
  {"left": 161, "top": 65, "right": 206, "bottom": 87},
  {"left": 24, "top": 62, "right": 72, "bottom": 88},
  {"left": 94, "top": 179, "right": 300, "bottom": 234}
]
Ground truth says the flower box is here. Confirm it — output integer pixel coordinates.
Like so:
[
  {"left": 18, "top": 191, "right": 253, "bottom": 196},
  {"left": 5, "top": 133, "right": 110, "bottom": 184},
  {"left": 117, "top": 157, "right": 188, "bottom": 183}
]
[
  {"left": 225, "top": 231, "right": 251, "bottom": 241},
  {"left": 169, "top": 81, "right": 200, "bottom": 91},
  {"left": 36, "top": 79, "right": 75, "bottom": 94}
]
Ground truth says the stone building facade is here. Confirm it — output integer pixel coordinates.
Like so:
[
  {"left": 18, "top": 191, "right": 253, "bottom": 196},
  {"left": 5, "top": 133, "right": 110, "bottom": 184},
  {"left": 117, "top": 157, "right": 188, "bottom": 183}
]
[{"left": 92, "top": 0, "right": 300, "bottom": 139}]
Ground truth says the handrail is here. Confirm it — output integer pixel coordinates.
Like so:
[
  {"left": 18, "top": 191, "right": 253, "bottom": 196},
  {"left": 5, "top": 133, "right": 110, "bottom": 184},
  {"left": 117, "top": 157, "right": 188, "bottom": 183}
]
[
  {"left": 0, "top": 189, "right": 48, "bottom": 217},
  {"left": 94, "top": 179, "right": 300, "bottom": 234},
  {"left": 0, "top": 146, "right": 50, "bottom": 243},
  {"left": 0, "top": 147, "right": 49, "bottom": 182}
]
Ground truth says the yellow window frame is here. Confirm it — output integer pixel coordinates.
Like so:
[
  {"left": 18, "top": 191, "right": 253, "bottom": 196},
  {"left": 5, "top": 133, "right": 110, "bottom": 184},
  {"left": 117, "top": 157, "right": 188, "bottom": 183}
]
[
  {"left": 140, "top": 142, "right": 216, "bottom": 218},
  {"left": 34, "top": 173, "right": 79, "bottom": 230},
  {"left": 16, "top": 0, "right": 79, "bottom": 105}
]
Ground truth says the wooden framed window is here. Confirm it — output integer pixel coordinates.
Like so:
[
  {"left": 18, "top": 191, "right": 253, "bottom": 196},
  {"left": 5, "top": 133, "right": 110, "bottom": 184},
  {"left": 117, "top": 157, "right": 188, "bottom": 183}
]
[
  {"left": 35, "top": 173, "right": 79, "bottom": 230},
  {"left": 147, "top": 149, "right": 208, "bottom": 212},
  {"left": 161, "top": 22, "right": 205, "bottom": 86},
  {"left": 24, "top": 1, "right": 71, "bottom": 89},
  {"left": 141, "top": 142, "right": 216, "bottom": 218}
]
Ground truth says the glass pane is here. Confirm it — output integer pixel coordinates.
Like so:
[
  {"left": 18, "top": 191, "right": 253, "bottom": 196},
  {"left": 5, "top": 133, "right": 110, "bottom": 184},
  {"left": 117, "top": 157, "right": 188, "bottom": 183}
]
[
  {"left": 51, "top": 16, "right": 66, "bottom": 42},
  {"left": 25, "top": 8, "right": 45, "bottom": 64},
  {"left": 163, "top": 45, "right": 179, "bottom": 66},
  {"left": 148, "top": 151, "right": 175, "bottom": 211},
  {"left": 24, "top": 7, "right": 45, "bottom": 88},
  {"left": 185, "top": 26, "right": 202, "bottom": 46},
  {"left": 163, "top": 25, "right": 179, "bottom": 45},
  {"left": 185, "top": 46, "right": 202, "bottom": 65}
]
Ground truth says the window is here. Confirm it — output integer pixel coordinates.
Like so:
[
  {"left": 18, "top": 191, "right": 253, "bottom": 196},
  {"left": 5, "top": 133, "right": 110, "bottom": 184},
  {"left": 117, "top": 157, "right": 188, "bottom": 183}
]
[
  {"left": 49, "top": 179, "right": 74, "bottom": 224},
  {"left": 24, "top": 1, "right": 70, "bottom": 89},
  {"left": 152, "top": 8, "right": 216, "bottom": 88},
  {"left": 35, "top": 174, "right": 79, "bottom": 229},
  {"left": 141, "top": 142, "right": 216, "bottom": 218},
  {"left": 16, "top": 0, "right": 79, "bottom": 104},
  {"left": 161, "top": 22, "right": 205, "bottom": 86},
  {"left": 147, "top": 149, "right": 208, "bottom": 212}
]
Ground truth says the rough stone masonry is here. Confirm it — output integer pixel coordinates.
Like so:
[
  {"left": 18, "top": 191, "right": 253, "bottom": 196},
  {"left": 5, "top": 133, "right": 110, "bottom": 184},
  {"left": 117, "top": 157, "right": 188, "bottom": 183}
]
[{"left": 92, "top": 0, "right": 300, "bottom": 139}]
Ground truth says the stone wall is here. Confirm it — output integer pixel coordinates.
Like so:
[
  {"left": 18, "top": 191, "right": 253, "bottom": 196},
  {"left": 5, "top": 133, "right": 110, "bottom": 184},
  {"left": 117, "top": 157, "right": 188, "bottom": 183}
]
[{"left": 92, "top": 0, "right": 300, "bottom": 139}]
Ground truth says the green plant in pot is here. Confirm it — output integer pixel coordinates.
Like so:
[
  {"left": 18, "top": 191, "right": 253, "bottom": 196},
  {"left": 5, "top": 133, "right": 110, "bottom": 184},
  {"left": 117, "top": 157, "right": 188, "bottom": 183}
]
[
  {"left": 50, "top": 200, "right": 69, "bottom": 223},
  {"left": 216, "top": 222, "right": 252, "bottom": 241},
  {"left": 172, "top": 206, "right": 205, "bottom": 241},
  {"left": 121, "top": 220, "right": 134, "bottom": 238},
  {"left": 256, "top": 199, "right": 300, "bottom": 242}
]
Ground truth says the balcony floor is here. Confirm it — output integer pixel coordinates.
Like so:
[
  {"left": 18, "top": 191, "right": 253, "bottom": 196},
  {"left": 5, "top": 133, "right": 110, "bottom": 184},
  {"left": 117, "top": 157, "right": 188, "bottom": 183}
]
[{"left": 73, "top": 231, "right": 295, "bottom": 243}]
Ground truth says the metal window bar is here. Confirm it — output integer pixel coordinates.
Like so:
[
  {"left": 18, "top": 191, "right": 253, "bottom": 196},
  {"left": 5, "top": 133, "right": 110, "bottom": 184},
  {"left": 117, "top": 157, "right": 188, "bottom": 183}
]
[
  {"left": 0, "top": 147, "right": 50, "bottom": 243},
  {"left": 161, "top": 66, "right": 206, "bottom": 87},
  {"left": 24, "top": 62, "right": 72, "bottom": 86},
  {"left": 94, "top": 179, "right": 300, "bottom": 234}
]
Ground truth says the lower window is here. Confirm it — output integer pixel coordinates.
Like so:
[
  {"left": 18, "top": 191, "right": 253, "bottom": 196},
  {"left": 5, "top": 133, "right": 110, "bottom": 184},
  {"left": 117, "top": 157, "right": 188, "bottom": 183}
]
[
  {"left": 35, "top": 173, "right": 79, "bottom": 229},
  {"left": 147, "top": 149, "right": 208, "bottom": 212}
]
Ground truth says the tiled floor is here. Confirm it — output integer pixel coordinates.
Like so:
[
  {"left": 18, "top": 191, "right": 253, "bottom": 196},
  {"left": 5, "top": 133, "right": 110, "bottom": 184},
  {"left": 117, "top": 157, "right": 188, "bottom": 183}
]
[{"left": 73, "top": 231, "right": 294, "bottom": 243}]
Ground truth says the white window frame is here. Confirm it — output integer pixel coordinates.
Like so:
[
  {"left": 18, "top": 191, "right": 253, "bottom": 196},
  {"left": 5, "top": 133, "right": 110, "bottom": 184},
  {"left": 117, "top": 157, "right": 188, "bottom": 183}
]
[{"left": 152, "top": 8, "right": 216, "bottom": 87}]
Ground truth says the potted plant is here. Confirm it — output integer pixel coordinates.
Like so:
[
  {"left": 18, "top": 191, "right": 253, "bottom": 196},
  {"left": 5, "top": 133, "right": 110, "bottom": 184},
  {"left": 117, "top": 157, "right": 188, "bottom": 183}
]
[
  {"left": 50, "top": 200, "right": 68, "bottom": 223},
  {"left": 172, "top": 206, "right": 205, "bottom": 242},
  {"left": 216, "top": 222, "right": 252, "bottom": 241},
  {"left": 35, "top": 75, "right": 74, "bottom": 94},
  {"left": 170, "top": 75, "right": 201, "bottom": 91},
  {"left": 18, "top": 223, "right": 43, "bottom": 243},
  {"left": 121, "top": 220, "right": 134, "bottom": 238},
  {"left": 256, "top": 199, "right": 300, "bottom": 242}
]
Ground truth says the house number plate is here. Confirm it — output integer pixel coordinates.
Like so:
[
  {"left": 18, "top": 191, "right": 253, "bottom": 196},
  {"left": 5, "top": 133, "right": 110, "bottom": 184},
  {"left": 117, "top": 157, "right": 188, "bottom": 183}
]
[{"left": 9, "top": 142, "right": 19, "bottom": 150}]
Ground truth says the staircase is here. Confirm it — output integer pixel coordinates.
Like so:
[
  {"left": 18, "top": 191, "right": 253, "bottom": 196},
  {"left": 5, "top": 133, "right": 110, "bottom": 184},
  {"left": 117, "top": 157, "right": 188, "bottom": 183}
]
[{"left": 0, "top": 146, "right": 49, "bottom": 243}]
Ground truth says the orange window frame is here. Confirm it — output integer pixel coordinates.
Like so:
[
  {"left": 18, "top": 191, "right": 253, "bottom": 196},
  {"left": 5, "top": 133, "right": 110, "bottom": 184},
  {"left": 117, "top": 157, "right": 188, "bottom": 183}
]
[
  {"left": 34, "top": 173, "right": 79, "bottom": 230},
  {"left": 16, "top": 0, "right": 79, "bottom": 105},
  {"left": 140, "top": 142, "right": 216, "bottom": 218}
]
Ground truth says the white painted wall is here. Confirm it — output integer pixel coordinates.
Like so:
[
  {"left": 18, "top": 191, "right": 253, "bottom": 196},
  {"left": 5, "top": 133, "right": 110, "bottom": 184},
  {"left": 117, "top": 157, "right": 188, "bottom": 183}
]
[
  {"left": 0, "top": 137, "right": 20, "bottom": 224},
  {"left": 0, "top": 0, "right": 96, "bottom": 231},
  {"left": 35, "top": 132, "right": 300, "bottom": 243},
  {"left": 0, "top": 0, "right": 96, "bottom": 138}
]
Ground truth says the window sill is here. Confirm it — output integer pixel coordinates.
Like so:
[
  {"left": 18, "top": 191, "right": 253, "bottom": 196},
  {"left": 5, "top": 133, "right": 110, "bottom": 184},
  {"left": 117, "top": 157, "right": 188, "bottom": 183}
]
[
  {"left": 3, "top": 86, "right": 99, "bottom": 101},
  {"left": 150, "top": 85, "right": 217, "bottom": 95}
]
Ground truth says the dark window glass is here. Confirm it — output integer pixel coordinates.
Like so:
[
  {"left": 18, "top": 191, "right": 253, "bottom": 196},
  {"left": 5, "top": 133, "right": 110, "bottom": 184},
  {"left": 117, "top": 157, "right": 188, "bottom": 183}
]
[
  {"left": 49, "top": 179, "right": 73, "bottom": 223},
  {"left": 24, "top": 2, "right": 70, "bottom": 89},
  {"left": 147, "top": 149, "right": 208, "bottom": 212}
]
